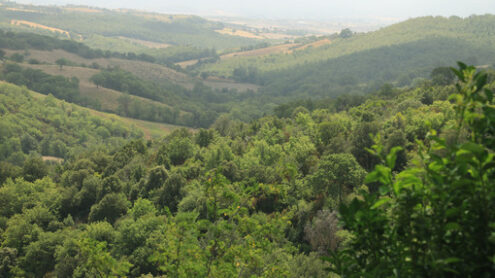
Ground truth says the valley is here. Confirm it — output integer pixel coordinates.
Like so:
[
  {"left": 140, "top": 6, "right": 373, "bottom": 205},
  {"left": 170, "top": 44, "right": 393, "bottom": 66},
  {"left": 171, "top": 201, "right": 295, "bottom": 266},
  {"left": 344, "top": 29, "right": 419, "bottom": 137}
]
[{"left": 0, "top": 1, "right": 494, "bottom": 277}]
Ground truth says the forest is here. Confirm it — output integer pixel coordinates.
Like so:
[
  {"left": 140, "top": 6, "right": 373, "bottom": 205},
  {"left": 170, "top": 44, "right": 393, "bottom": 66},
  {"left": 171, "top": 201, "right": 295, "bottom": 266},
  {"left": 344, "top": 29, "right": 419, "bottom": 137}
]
[{"left": 1, "top": 62, "right": 494, "bottom": 277}]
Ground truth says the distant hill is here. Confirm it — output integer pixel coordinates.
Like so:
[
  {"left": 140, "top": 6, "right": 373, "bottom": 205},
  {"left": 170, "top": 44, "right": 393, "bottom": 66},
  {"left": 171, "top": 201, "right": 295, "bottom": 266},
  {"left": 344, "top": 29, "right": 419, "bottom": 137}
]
[
  {"left": 199, "top": 15, "right": 495, "bottom": 76},
  {"left": 194, "top": 15, "right": 495, "bottom": 99},
  {"left": 261, "top": 37, "right": 495, "bottom": 99},
  {"left": 0, "top": 2, "right": 261, "bottom": 50}
]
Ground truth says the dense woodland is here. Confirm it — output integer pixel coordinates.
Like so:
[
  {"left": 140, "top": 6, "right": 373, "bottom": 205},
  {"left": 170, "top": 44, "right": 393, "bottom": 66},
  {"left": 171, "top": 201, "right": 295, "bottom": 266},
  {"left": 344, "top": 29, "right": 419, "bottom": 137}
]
[
  {"left": 1, "top": 61, "right": 494, "bottom": 276},
  {"left": 0, "top": 3, "right": 495, "bottom": 276}
]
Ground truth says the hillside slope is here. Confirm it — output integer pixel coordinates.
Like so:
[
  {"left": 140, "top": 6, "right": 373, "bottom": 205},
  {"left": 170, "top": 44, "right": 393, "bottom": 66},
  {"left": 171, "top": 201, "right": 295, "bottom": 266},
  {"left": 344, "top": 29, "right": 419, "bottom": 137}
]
[
  {"left": 199, "top": 15, "right": 495, "bottom": 76},
  {"left": 261, "top": 37, "right": 495, "bottom": 98},
  {"left": 0, "top": 2, "right": 260, "bottom": 50},
  {"left": 0, "top": 80, "right": 184, "bottom": 153}
]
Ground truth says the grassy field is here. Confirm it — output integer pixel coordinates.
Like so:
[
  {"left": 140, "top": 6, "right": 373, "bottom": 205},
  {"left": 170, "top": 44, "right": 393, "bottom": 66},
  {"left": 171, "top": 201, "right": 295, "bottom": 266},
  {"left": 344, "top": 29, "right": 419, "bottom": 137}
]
[
  {"left": 6, "top": 48, "right": 260, "bottom": 92},
  {"left": 177, "top": 38, "right": 332, "bottom": 74},
  {"left": 22, "top": 63, "right": 177, "bottom": 112},
  {"left": 26, "top": 86, "right": 187, "bottom": 139}
]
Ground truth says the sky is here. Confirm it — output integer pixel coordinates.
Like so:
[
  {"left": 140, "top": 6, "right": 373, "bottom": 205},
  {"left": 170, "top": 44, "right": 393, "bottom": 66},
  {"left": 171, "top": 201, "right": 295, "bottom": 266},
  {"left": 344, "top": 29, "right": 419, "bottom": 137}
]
[{"left": 13, "top": 0, "right": 495, "bottom": 20}]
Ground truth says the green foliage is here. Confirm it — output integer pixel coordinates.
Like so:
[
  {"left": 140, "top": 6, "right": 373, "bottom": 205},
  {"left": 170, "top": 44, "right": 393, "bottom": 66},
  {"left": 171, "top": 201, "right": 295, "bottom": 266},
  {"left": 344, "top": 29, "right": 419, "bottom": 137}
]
[
  {"left": 88, "top": 193, "right": 130, "bottom": 224},
  {"left": 1, "top": 63, "right": 99, "bottom": 107},
  {"left": 310, "top": 154, "right": 366, "bottom": 205},
  {"left": 0, "top": 29, "right": 156, "bottom": 62},
  {"left": 1, "top": 36, "right": 493, "bottom": 276},
  {"left": 0, "top": 82, "right": 141, "bottom": 166},
  {"left": 22, "top": 156, "right": 48, "bottom": 182},
  {"left": 76, "top": 237, "right": 132, "bottom": 277},
  {"left": 328, "top": 64, "right": 495, "bottom": 277}
]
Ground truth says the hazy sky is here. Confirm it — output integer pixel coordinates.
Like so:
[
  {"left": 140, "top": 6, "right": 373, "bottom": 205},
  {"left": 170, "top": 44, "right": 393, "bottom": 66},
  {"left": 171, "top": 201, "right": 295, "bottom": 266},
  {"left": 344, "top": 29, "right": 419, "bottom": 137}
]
[{"left": 14, "top": 0, "right": 495, "bottom": 20}]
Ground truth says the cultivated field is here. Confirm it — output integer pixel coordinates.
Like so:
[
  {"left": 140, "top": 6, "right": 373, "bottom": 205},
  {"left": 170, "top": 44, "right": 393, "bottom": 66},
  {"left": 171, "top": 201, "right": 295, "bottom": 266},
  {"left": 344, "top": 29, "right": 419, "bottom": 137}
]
[{"left": 10, "top": 20, "right": 72, "bottom": 38}]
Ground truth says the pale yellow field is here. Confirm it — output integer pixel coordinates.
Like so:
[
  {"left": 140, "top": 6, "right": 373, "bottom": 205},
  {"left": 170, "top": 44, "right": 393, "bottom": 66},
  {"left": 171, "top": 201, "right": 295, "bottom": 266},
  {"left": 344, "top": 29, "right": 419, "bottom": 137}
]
[
  {"left": 5, "top": 7, "right": 39, "bottom": 13},
  {"left": 10, "top": 20, "right": 71, "bottom": 38},
  {"left": 215, "top": 28, "right": 265, "bottom": 39},
  {"left": 64, "top": 7, "right": 102, "bottom": 13},
  {"left": 42, "top": 156, "right": 64, "bottom": 163},
  {"left": 215, "top": 27, "right": 298, "bottom": 40}
]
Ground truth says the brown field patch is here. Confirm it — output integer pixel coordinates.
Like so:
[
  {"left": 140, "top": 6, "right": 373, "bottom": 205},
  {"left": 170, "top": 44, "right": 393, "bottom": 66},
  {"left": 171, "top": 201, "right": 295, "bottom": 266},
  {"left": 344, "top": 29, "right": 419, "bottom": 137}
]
[
  {"left": 64, "top": 7, "right": 102, "bottom": 13},
  {"left": 119, "top": 11, "right": 192, "bottom": 23},
  {"left": 10, "top": 20, "right": 71, "bottom": 38},
  {"left": 116, "top": 36, "right": 170, "bottom": 49},
  {"left": 215, "top": 28, "right": 264, "bottom": 39},
  {"left": 221, "top": 43, "right": 300, "bottom": 60},
  {"left": 291, "top": 38, "right": 332, "bottom": 52},
  {"left": 4, "top": 7, "right": 39, "bottom": 13},
  {"left": 176, "top": 59, "right": 201, "bottom": 68},
  {"left": 42, "top": 156, "right": 64, "bottom": 163},
  {"left": 215, "top": 28, "right": 297, "bottom": 40}
]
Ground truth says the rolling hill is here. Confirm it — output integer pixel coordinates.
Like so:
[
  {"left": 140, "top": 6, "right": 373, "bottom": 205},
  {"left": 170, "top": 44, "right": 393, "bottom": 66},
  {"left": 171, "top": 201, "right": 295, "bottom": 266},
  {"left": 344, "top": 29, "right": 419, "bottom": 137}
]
[
  {"left": 197, "top": 15, "right": 495, "bottom": 76},
  {"left": 0, "top": 28, "right": 264, "bottom": 127},
  {"left": 192, "top": 15, "right": 495, "bottom": 101},
  {"left": 0, "top": 2, "right": 260, "bottom": 50}
]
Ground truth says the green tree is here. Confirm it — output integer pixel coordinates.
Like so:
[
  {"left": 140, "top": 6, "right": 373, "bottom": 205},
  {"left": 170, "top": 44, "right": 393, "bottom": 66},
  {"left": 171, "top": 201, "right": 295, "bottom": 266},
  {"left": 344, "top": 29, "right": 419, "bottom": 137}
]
[
  {"left": 22, "top": 156, "right": 48, "bottom": 182},
  {"left": 168, "top": 137, "right": 195, "bottom": 166},
  {"left": 76, "top": 237, "right": 132, "bottom": 277},
  {"left": 310, "top": 153, "right": 366, "bottom": 205},
  {"left": 339, "top": 28, "right": 353, "bottom": 38},
  {"left": 0, "top": 248, "right": 17, "bottom": 278},
  {"left": 89, "top": 193, "right": 130, "bottom": 224},
  {"left": 55, "top": 58, "right": 69, "bottom": 70}
]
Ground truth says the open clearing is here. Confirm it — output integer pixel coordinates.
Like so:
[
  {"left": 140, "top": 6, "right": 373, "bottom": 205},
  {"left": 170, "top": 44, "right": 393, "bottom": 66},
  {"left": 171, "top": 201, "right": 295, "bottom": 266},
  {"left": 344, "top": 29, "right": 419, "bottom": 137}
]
[
  {"left": 63, "top": 7, "right": 102, "bottom": 13},
  {"left": 23, "top": 63, "right": 178, "bottom": 113},
  {"left": 215, "top": 27, "right": 298, "bottom": 40},
  {"left": 215, "top": 28, "right": 265, "bottom": 39},
  {"left": 10, "top": 20, "right": 72, "bottom": 38}
]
